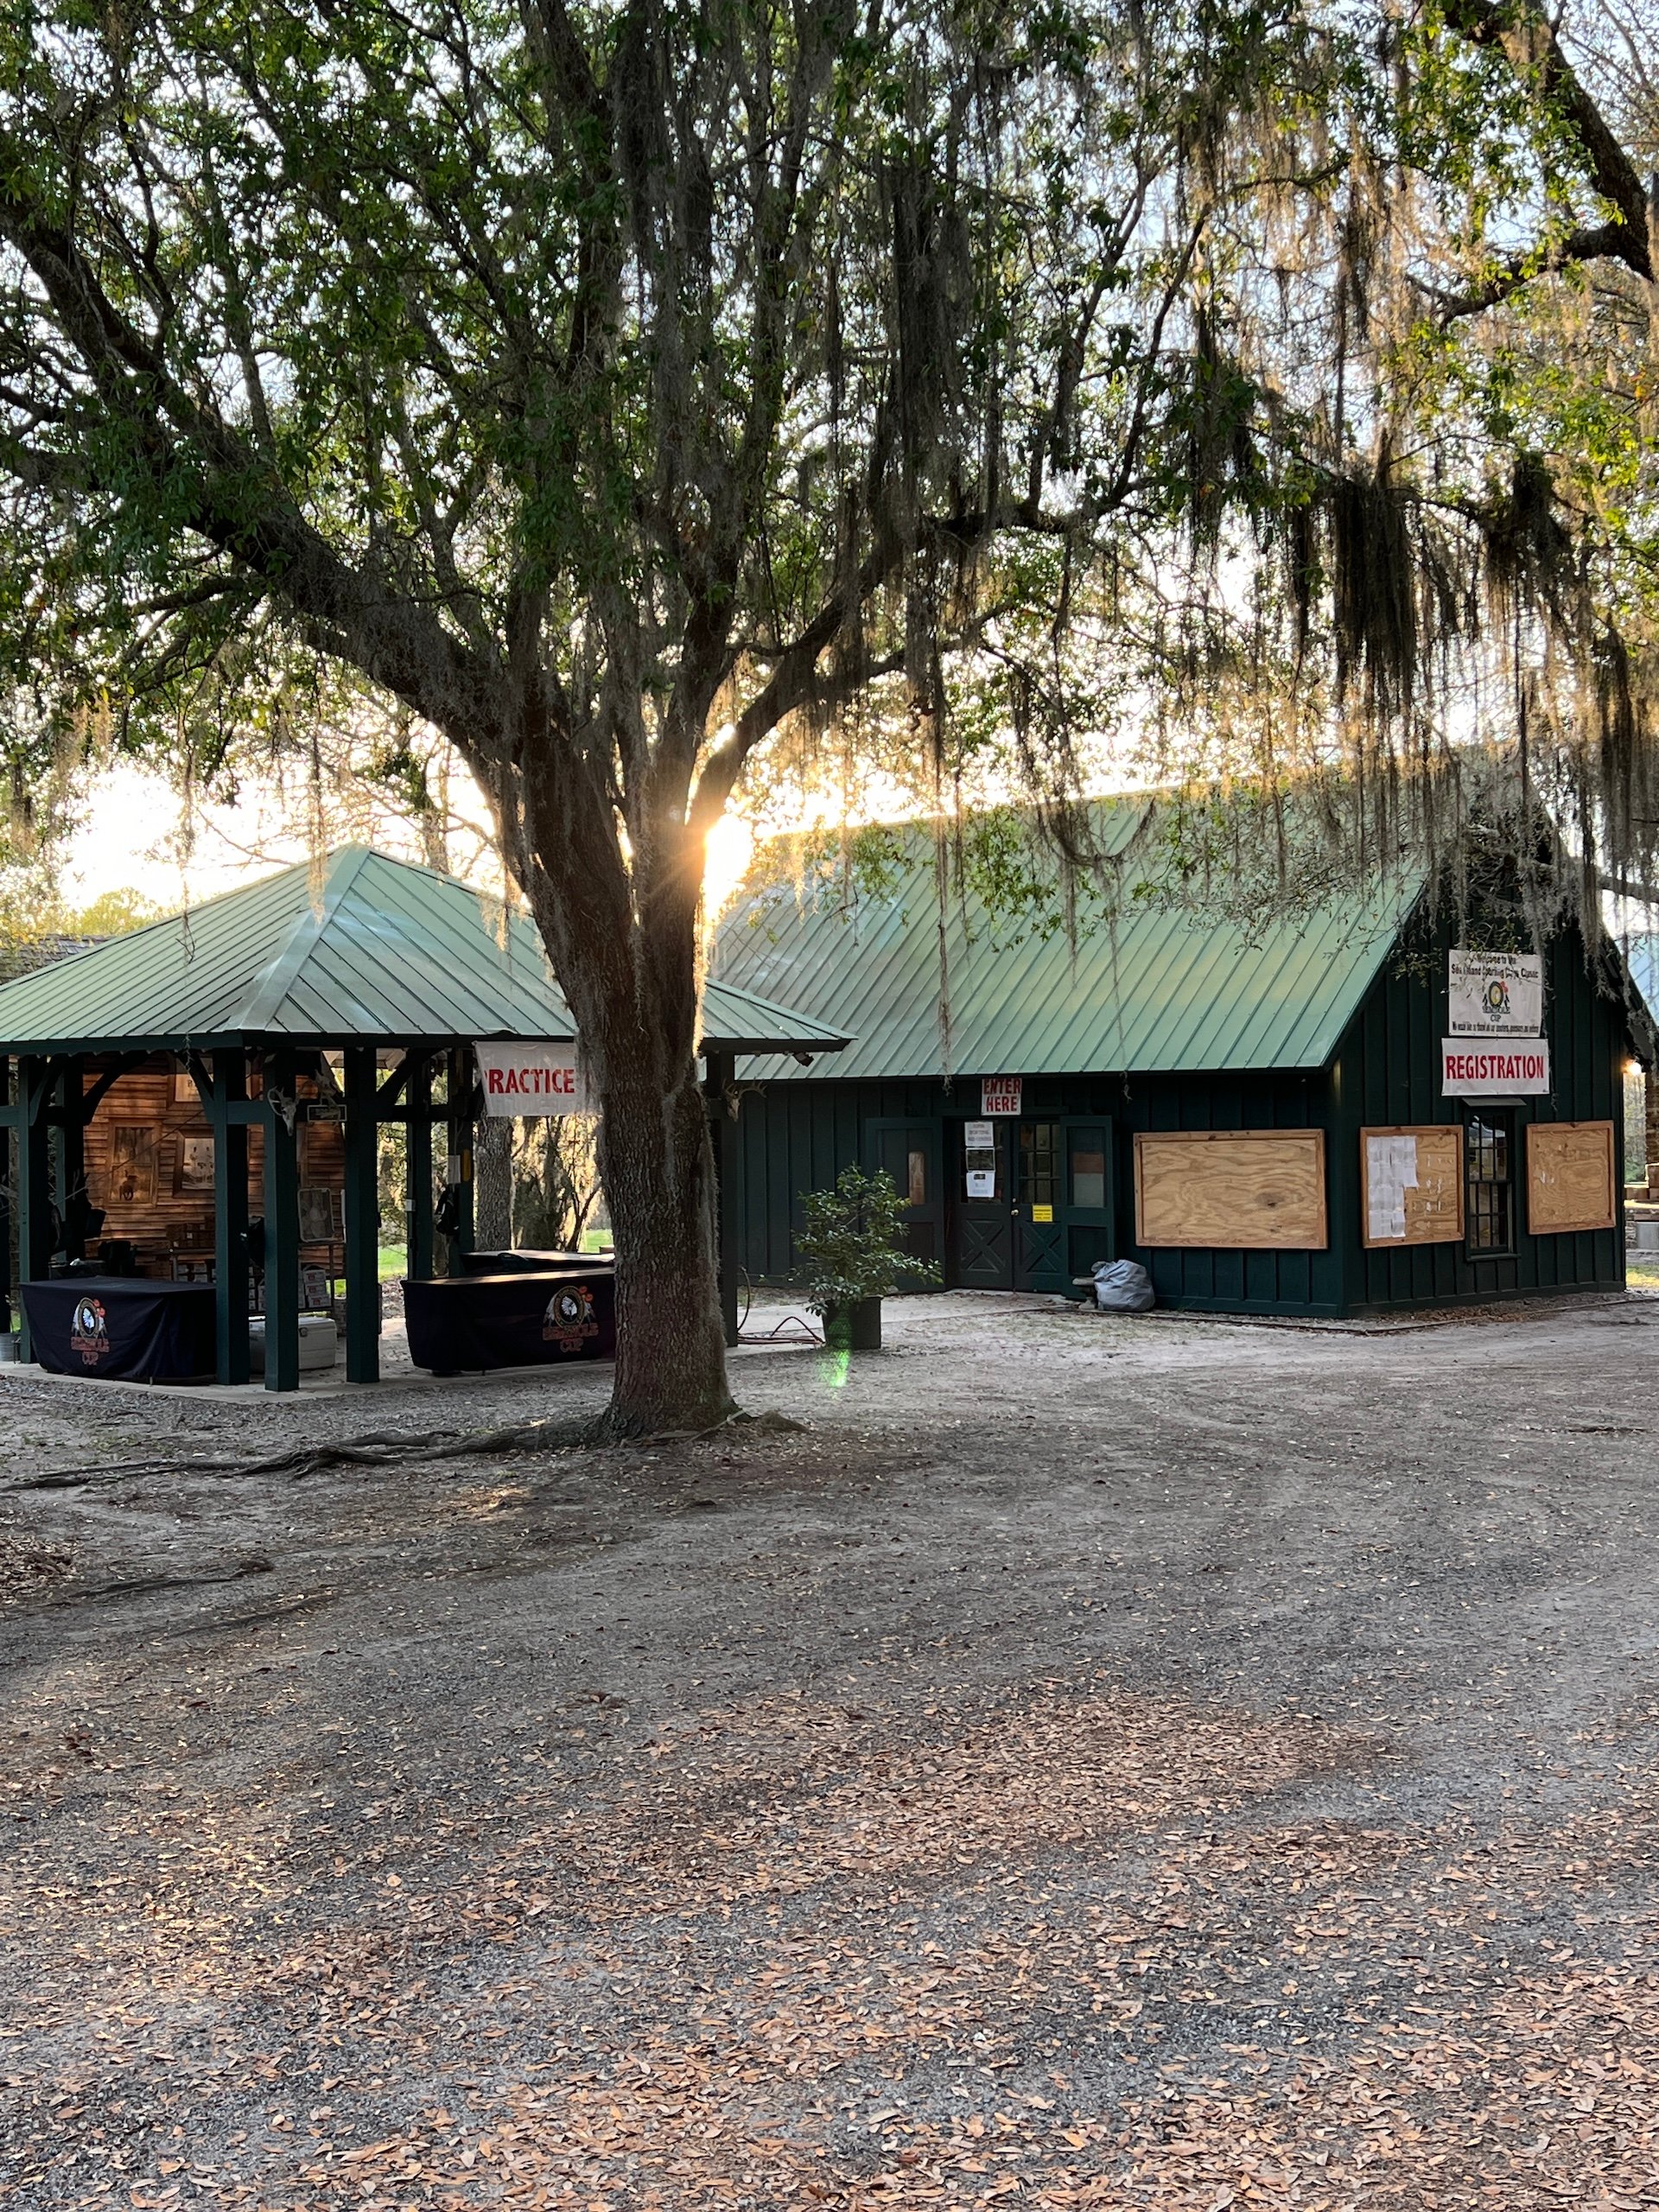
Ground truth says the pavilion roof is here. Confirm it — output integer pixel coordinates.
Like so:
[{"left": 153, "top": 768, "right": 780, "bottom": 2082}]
[{"left": 0, "top": 845, "right": 849, "bottom": 1060}]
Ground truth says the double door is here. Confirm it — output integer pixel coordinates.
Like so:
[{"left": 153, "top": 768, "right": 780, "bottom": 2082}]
[{"left": 951, "top": 1116, "right": 1114, "bottom": 1293}]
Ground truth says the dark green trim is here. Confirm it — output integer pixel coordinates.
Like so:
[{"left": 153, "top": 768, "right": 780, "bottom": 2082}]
[
  {"left": 263, "top": 1049, "right": 301, "bottom": 1393},
  {"left": 343, "top": 1046, "right": 380, "bottom": 1384},
  {"left": 15, "top": 1058, "right": 53, "bottom": 1360},
  {"left": 705, "top": 1052, "right": 740, "bottom": 1347},
  {"left": 207, "top": 1051, "right": 251, "bottom": 1386}
]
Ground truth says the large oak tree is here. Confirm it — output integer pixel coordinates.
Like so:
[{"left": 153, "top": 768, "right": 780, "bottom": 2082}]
[{"left": 3, "top": 0, "right": 1656, "bottom": 1429}]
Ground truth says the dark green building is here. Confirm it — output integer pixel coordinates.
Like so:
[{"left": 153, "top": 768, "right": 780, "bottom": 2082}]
[{"left": 712, "top": 816, "right": 1649, "bottom": 1318}]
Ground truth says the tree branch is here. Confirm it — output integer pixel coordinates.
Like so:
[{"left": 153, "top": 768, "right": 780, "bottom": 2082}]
[{"left": 1441, "top": 0, "right": 1654, "bottom": 283}]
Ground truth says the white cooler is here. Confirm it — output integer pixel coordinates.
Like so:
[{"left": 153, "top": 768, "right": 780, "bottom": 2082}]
[{"left": 248, "top": 1313, "right": 339, "bottom": 1374}]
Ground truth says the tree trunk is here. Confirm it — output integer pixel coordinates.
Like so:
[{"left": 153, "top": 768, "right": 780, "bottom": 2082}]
[
  {"left": 594, "top": 1050, "right": 733, "bottom": 1436},
  {"left": 474, "top": 1117, "right": 513, "bottom": 1249}
]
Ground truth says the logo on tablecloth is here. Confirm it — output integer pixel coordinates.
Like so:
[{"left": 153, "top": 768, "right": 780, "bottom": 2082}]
[
  {"left": 543, "top": 1282, "right": 598, "bottom": 1354},
  {"left": 69, "top": 1297, "right": 110, "bottom": 1367}
]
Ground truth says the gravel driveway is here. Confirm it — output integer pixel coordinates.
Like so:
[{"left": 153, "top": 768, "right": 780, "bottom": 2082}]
[{"left": 3, "top": 1291, "right": 1659, "bottom": 2209}]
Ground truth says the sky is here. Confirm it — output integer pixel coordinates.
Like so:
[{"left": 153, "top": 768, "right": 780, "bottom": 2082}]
[{"left": 61, "top": 759, "right": 760, "bottom": 918}]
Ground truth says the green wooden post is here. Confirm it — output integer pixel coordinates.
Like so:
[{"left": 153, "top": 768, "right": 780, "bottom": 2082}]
[
  {"left": 342, "top": 1046, "right": 380, "bottom": 1383},
  {"left": 212, "top": 1051, "right": 251, "bottom": 1385},
  {"left": 704, "top": 1052, "right": 741, "bottom": 1348},
  {"left": 16, "top": 1057, "right": 53, "bottom": 1363},
  {"left": 0, "top": 1056, "right": 12, "bottom": 1341},
  {"left": 407, "top": 1052, "right": 435, "bottom": 1280},
  {"left": 263, "top": 1049, "right": 302, "bottom": 1392},
  {"left": 447, "top": 1045, "right": 475, "bottom": 1262}
]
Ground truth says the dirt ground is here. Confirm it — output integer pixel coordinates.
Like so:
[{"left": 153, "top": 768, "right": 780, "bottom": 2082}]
[{"left": 4, "top": 1289, "right": 1659, "bottom": 2211}]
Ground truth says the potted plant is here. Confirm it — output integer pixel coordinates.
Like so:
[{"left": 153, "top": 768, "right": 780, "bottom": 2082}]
[{"left": 795, "top": 1164, "right": 938, "bottom": 1351}]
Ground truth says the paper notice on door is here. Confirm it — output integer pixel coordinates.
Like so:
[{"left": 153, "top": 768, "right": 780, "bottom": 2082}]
[
  {"left": 966, "top": 1169, "right": 996, "bottom": 1198},
  {"left": 1365, "top": 1133, "right": 1419, "bottom": 1243}
]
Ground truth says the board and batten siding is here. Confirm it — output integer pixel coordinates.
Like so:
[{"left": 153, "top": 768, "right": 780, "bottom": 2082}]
[
  {"left": 1116, "top": 1067, "right": 1338, "bottom": 1314},
  {"left": 1328, "top": 923, "right": 1626, "bottom": 1312},
  {"left": 723, "top": 918, "right": 1631, "bottom": 1316}
]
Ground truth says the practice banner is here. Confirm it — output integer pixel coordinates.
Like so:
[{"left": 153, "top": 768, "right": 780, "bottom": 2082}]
[
  {"left": 474, "top": 1039, "right": 592, "bottom": 1116},
  {"left": 1441, "top": 1039, "right": 1550, "bottom": 1097},
  {"left": 1449, "top": 950, "right": 1543, "bottom": 1037}
]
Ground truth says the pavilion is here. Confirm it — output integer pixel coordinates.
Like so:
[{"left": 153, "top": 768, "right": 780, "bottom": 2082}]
[{"left": 0, "top": 846, "right": 846, "bottom": 1389}]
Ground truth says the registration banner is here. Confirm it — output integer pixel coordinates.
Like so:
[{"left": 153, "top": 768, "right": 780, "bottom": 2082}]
[
  {"left": 1440, "top": 1039, "right": 1550, "bottom": 1097},
  {"left": 1449, "top": 949, "right": 1543, "bottom": 1036},
  {"left": 474, "top": 1039, "right": 593, "bottom": 1116}
]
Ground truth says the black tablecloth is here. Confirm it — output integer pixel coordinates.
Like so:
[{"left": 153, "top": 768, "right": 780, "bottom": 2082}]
[
  {"left": 21, "top": 1277, "right": 218, "bottom": 1383},
  {"left": 404, "top": 1270, "right": 617, "bottom": 1372}
]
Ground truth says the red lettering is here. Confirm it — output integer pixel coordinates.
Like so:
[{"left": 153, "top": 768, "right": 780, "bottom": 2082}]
[{"left": 486, "top": 1067, "right": 503, "bottom": 1093}]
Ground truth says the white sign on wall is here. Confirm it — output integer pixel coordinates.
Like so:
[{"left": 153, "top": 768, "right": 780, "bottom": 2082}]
[
  {"left": 981, "top": 1077, "right": 1022, "bottom": 1116},
  {"left": 1440, "top": 1039, "right": 1551, "bottom": 1097},
  {"left": 1449, "top": 950, "right": 1543, "bottom": 1037},
  {"left": 474, "top": 1039, "right": 593, "bottom": 1116}
]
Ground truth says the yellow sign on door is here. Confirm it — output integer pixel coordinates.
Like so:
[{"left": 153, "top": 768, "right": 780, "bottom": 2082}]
[{"left": 1031, "top": 1204, "right": 1053, "bottom": 1224}]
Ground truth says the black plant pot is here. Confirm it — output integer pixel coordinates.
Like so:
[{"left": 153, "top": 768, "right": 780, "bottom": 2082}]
[{"left": 823, "top": 1296, "right": 882, "bottom": 1352}]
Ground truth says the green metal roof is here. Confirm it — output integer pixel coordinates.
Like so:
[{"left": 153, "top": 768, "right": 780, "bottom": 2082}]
[
  {"left": 714, "top": 808, "right": 1425, "bottom": 1080},
  {"left": 0, "top": 845, "right": 849, "bottom": 1059}
]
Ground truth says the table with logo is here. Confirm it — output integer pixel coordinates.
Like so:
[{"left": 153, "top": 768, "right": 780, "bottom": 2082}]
[
  {"left": 20, "top": 1277, "right": 219, "bottom": 1383},
  {"left": 404, "top": 1262, "right": 617, "bottom": 1373}
]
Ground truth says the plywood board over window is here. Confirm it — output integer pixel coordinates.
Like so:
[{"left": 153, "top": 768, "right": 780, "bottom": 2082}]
[
  {"left": 1134, "top": 1129, "right": 1327, "bottom": 1249},
  {"left": 1360, "top": 1125, "right": 1465, "bottom": 1249},
  {"left": 1527, "top": 1120, "right": 1617, "bottom": 1235}
]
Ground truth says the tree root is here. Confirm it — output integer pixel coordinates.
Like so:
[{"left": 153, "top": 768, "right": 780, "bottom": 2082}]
[
  {"left": 11, "top": 1404, "right": 807, "bottom": 1492},
  {"left": 10, "top": 1417, "right": 592, "bottom": 1492}
]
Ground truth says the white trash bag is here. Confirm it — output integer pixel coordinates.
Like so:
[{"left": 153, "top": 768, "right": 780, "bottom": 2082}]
[{"left": 1091, "top": 1259, "right": 1154, "bottom": 1313}]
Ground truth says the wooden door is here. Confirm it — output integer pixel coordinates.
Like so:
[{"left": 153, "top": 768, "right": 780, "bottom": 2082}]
[
  {"left": 950, "top": 1117, "right": 1014, "bottom": 1288},
  {"left": 865, "top": 1119, "right": 943, "bottom": 1279},
  {"left": 1015, "top": 1118, "right": 1065, "bottom": 1289}
]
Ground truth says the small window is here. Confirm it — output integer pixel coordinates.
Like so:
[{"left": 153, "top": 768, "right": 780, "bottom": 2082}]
[
  {"left": 1020, "top": 1121, "right": 1059, "bottom": 1211},
  {"left": 1465, "top": 1111, "right": 1515, "bottom": 1255},
  {"left": 906, "top": 1147, "right": 927, "bottom": 1206},
  {"left": 1070, "top": 1130, "right": 1107, "bottom": 1210}
]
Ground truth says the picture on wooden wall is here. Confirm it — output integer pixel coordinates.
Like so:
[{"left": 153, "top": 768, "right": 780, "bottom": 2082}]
[
  {"left": 109, "top": 1126, "right": 159, "bottom": 1206},
  {"left": 177, "top": 1135, "right": 215, "bottom": 1192},
  {"left": 173, "top": 1069, "right": 200, "bottom": 1105},
  {"left": 298, "top": 1185, "right": 343, "bottom": 1243}
]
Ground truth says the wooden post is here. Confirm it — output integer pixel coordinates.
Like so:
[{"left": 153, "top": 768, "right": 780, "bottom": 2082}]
[
  {"left": 407, "top": 1052, "right": 435, "bottom": 1280},
  {"left": 0, "top": 1056, "right": 11, "bottom": 1342},
  {"left": 15, "top": 1057, "right": 53, "bottom": 1363},
  {"left": 704, "top": 1052, "right": 741, "bottom": 1349},
  {"left": 263, "top": 1049, "right": 302, "bottom": 1393},
  {"left": 447, "top": 1045, "right": 475, "bottom": 1263},
  {"left": 211, "top": 1051, "right": 251, "bottom": 1385},
  {"left": 342, "top": 1046, "right": 379, "bottom": 1384}
]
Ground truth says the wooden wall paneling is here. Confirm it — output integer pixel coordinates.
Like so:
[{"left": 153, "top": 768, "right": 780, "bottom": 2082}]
[
  {"left": 1527, "top": 1120, "right": 1616, "bottom": 1235},
  {"left": 82, "top": 1061, "right": 349, "bottom": 1279},
  {"left": 1359, "top": 1124, "right": 1465, "bottom": 1249},
  {"left": 1134, "top": 1128, "right": 1328, "bottom": 1249}
]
